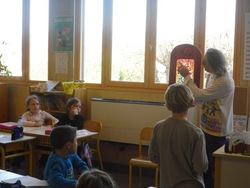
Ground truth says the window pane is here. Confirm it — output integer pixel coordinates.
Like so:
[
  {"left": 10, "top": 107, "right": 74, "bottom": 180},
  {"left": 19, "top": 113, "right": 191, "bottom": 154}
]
[
  {"left": 81, "top": 0, "right": 103, "bottom": 84},
  {"left": 205, "top": 0, "right": 235, "bottom": 75},
  {"left": 155, "top": 0, "right": 195, "bottom": 84},
  {"left": 111, "top": 0, "right": 146, "bottom": 82},
  {"left": 0, "top": 0, "right": 22, "bottom": 76},
  {"left": 29, "top": 0, "right": 49, "bottom": 81}
]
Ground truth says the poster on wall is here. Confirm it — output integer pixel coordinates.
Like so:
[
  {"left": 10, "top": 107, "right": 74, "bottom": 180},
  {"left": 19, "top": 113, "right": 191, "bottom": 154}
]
[
  {"left": 53, "top": 16, "right": 74, "bottom": 52},
  {"left": 243, "top": 13, "right": 250, "bottom": 80}
]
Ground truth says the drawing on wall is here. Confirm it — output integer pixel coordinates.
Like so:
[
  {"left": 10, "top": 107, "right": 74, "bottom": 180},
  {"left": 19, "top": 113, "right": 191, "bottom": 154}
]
[{"left": 53, "top": 16, "right": 74, "bottom": 51}]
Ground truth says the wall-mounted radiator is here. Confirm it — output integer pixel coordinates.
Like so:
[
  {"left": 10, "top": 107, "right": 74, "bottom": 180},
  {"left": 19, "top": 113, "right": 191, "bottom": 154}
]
[{"left": 91, "top": 98, "right": 199, "bottom": 144}]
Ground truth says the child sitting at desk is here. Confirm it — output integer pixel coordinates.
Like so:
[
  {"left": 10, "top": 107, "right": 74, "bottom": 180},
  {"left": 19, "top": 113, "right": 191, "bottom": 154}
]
[
  {"left": 57, "top": 97, "right": 84, "bottom": 130},
  {"left": 21, "top": 94, "right": 59, "bottom": 127},
  {"left": 44, "top": 125, "right": 89, "bottom": 188},
  {"left": 57, "top": 97, "right": 93, "bottom": 168}
]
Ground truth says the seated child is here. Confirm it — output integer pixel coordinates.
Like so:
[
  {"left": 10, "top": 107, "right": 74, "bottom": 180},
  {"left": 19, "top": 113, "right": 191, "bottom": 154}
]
[
  {"left": 77, "top": 168, "right": 117, "bottom": 188},
  {"left": 21, "top": 94, "right": 59, "bottom": 127},
  {"left": 44, "top": 125, "right": 89, "bottom": 188},
  {"left": 57, "top": 97, "right": 84, "bottom": 130}
]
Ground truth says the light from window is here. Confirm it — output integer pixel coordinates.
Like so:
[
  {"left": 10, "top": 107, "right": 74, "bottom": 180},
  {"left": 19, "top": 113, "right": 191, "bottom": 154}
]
[
  {"left": 81, "top": 0, "right": 103, "bottom": 84},
  {"left": 0, "top": 0, "right": 22, "bottom": 76},
  {"left": 155, "top": 0, "right": 195, "bottom": 84},
  {"left": 29, "top": 0, "right": 49, "bottom": 81},
  {"left": 205, "top": 0, "right": 235, "bottom": 75},
  {"left": 111, "top": 0, "right": 146, "bottom": 82}
]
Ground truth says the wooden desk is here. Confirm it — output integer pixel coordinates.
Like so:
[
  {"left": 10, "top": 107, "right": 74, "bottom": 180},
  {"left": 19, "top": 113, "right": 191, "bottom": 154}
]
[
  {"left": 0, "top": 132, "right": 35, "bottom": 176},
  {"left": 213, "top": 145, "right": 250, "bottom": 188},
  {"left": 23, "top": 126, "right": 97, "bottom": 149}
]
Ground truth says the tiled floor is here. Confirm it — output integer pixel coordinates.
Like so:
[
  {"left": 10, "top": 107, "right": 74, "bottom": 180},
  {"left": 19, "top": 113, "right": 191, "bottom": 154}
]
[{"left": 6, "top": 159, "right": 156, "bottom": 188}]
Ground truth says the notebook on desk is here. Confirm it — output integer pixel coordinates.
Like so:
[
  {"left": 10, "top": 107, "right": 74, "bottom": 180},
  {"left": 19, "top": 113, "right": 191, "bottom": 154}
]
[{"left": 2, "top": 175, "right": 50, "bottom": 187}]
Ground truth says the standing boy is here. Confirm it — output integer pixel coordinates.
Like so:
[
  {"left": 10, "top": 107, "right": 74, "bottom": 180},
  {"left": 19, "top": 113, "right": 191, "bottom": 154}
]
[
  {"left": 149, "top": 84, "right": 208, "bottom": 188},
  {"left": 44, "top": 125, "right": 88, "bottom": 188}
]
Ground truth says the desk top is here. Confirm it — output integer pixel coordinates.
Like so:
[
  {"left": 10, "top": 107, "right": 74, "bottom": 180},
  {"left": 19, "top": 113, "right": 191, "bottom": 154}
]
[
  {"left": 3, "top": 175, "right": 50, "bottom": 187},
  {"left": 213, "top": 145, "right": 250, "bottom": 160},
  {"left": 0, "top": 170, "right": 49, "bottom": 187},
  {"left": 0, "top": 132, "right": 35, "bottom": 144},
  {"left": 0, "top": 170, "right": 23, "bottom": 181},
  {"left": 23, "top": 126, "right": 97, "bottom": 139}
]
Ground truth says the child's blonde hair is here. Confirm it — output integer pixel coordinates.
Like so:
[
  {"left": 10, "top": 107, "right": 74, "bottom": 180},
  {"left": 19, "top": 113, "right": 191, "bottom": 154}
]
[{"left": 164, "top": 84, "right": 194, "bottom": 113}]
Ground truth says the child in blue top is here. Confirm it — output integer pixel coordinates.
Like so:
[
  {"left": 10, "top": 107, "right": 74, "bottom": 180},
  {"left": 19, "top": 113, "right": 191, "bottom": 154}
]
[{"left": 44, "top": 125, "right": 88, "bottom": 188}]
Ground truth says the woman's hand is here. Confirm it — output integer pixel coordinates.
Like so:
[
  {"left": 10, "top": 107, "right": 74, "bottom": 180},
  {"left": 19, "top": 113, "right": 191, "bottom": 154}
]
[{"left": 178, "top": 64, "right": 190, "bottom": 78}]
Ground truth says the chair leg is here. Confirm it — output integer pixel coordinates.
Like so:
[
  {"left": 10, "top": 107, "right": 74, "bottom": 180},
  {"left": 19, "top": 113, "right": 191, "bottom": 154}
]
[
  {"left": 155, "top": 168, "right": 159, "bottom": 188},
  {"left": 97, "top": 148, "right": 103, "bottom": 170},
  {"left": 129, "top": 165, "right": 132, "bottom": 188},
  {"left": 139, "top": 167, "right": 142, "bottom": 185}
]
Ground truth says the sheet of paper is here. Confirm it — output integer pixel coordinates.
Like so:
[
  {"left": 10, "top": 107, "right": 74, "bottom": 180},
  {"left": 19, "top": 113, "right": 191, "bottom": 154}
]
[
  {"left": 233, "top": 115, "right": 247, "bottom": 132},
  {"left": 3, "top": 175, "right": 49, "bottom": 187},
  {"left": 55, "top": 53, "right": 68, "bottom": 74}
]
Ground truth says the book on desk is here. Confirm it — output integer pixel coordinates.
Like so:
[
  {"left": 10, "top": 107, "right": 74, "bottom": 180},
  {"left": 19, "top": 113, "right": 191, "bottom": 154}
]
[{"left": 0, "top": 122, "right": 18, "bottom": 130}]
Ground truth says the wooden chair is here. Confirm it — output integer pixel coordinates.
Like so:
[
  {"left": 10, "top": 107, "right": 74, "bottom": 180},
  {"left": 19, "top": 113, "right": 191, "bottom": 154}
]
[
  {"left": 129, "top": 127, "right": 159, "bottom": 188},
  {"left": 84, "top": 120, "right": 104, "bottom": 170}
]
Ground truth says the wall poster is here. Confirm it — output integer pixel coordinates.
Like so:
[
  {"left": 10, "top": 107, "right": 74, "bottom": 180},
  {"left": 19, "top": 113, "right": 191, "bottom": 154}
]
[
  {"left": 243, "top": 13, "right": 250, "bottom": 80},
  {"left": 53, "top": 16, "right": 74, "bottom": 52}
]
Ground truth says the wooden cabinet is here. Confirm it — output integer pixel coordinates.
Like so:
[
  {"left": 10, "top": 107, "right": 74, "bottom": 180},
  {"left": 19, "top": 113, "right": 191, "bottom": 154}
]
[
  {"left": 29, "top": 87, "right": 87, "bottom": 119},
  {"left": 0, "top": 83, "right": 8, "bottom": 122}
]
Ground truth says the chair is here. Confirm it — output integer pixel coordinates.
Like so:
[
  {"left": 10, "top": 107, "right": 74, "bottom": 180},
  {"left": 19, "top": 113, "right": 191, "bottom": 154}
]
[
  {"left": 129, "top": 127, "right": 159, "bottom": 188},
  {"left": 83, "top": 120, "right": 104, "bottom": 170}
]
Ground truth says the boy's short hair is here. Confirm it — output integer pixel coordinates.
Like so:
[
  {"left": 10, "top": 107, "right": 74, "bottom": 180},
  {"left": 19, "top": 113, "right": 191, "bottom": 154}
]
[
  {"left": 164, "top": 84, "right": 193, "bottom": 113},
  {"left": 50, "top": 125, "right": 77, "bottom": 149}
]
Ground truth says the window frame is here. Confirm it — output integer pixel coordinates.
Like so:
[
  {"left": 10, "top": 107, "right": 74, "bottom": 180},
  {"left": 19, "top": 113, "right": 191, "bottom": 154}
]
[
  {"left": 0, "top": 0, "right": 241, "bottom": 89},
  {"left": 77, "top": 0, "right": 240, "bottom": 90}
]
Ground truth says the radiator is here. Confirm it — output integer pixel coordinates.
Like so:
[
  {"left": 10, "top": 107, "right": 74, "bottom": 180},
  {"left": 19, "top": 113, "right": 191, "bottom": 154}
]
[{"left": 91, "top": 98, "right": 199, "bottom": 144}]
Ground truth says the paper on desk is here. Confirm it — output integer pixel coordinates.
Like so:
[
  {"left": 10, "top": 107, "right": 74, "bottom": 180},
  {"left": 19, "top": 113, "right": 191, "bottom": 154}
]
[{"left": 3, "top": 175, "right": 50, "bottom": 187}]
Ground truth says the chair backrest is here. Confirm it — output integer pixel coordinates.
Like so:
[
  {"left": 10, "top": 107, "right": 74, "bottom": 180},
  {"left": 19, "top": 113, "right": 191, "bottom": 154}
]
[
  {"left": 169, "top": 44, "right": 202, "bottom": 87},
  {"left": 84, "top": 120, "right": 102, "bottom": 134},
  {"left": 139, "top": 127, "right": 153, "bottom": 156}
]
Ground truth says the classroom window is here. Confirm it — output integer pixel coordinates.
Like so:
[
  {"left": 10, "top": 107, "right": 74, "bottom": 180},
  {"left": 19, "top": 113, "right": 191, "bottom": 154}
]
[
  {"left": 79, "top": 0, "right": 236, "bottom": 89},
  {"left": 205, "top": 0, "right": 235, "bottom": 75},
  {"left": 80, "top": 0, "right": 103, "bottom": 84},
  {"left": 155, "top": 0, "right": 195, "bottom": 84},
  {"left": 0, "top": 0, "right": 22, "bottom": 77},
  {"left": 29, "top": 0, "right": 49, "bottom": 81},
  {"left": 111, "top": 0, "right": 146, "bottom": 82},
  {"left": 0, "top": 0, "right": 48, "bottom": 81}
]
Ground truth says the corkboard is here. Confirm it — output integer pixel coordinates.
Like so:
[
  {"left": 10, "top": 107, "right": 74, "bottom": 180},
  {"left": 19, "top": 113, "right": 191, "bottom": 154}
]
[{"left": 233, "top": 87, "right": 248, "bottom": 115}]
